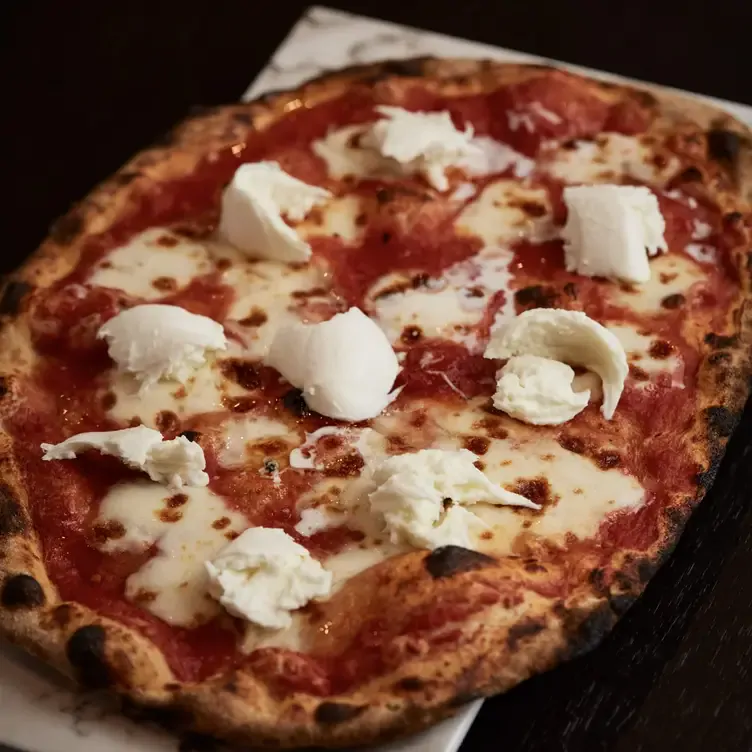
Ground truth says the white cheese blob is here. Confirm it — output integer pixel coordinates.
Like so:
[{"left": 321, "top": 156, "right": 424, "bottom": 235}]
[
  {"left": 562, "top": 185, "right": 667, "bottom": 283},
  {"left": 98, "top": 304, "right": 227, "bottom": 391},
  {"left": 205, "top": 527, "right": 332, "bottom": 629},
  {"left": 485, "top": 309, "right": 628, "bottom": 420},
  {"left": 493, "top": 354, "right": 590, "bottom": 425},
  {"left": 41, "top": 426, "right": 208, "bottom": 489},
  {"left": 218, "top": 161, "right": 331, "bottom": 262},
  {"left": 265, "top": 308, "right": 400, "bottom": 422},
  {"left": 363, "top": 448, "right": 538, "bottom": 550},
  {"left": 361, "top": 106, "right": 480, "bottom": 191}
]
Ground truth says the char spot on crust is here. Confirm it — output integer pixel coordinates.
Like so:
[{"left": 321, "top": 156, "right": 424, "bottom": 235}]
[
  {"left": 66, "top": 625, "right": 113, "bottom": 688},
  {"left": 1, "top": 574, "right": 45, "bottom": 608},
  {"left": 0, "top": 375, "right": 8, "bottom": 398},
  {"left": 705, "top": 406, "right": 739, "bottom": 437},
  {"left": 179, "top": 430, "right": 201, "bottom": 442},
  {"left": 671, "top": 165, "right": 703, "bottom": 185},
  {"left": 704, "top": 332, "right": 738, "bottom": 349},
  {"left": 506, "top": 618, "right": 546, "bottom": 649},
  {"left": 376, "top": 57, "right": 433, "bottom": 78},
  {"left": 637, "top": 558, "right": 657, "bottom": 583},
  {"left": 424, "top": 546, "right": 495, "bottom": 579},
  {"left": 661, "top": 293, "right": 685, "bottom": 310},
  {"left": 314, "top": 701, "right": 367, "bottom": 725},
  {"left": 0, "top": 484, "right": 26, "bottom": 537},
  {"left": 396, "top": 676, "right": 424, "bottom": 691},
  {"left": 177, "top": 732, "right": 222, "bottom": 752},
  {"left": 447, "top": 691, "right": 483, "bottom": 708},
  {"left": 49, "top": 212, "right": 84, "bottom": 245},
  {"left": 515, "top": 285, "right": 559, "bottom": 309},
  {"left": 561, "top": 603, "right": 615, "bottom": 659},
  {"left": 0, "top": 280, "right": 33, "bottom": 315},
  {"left": 707, "top": 129, "right": 742, "bottom": 167}
]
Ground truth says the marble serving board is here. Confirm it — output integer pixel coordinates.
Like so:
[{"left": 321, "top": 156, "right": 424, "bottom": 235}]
[{"left": 2, "top": 6, "right": 751, "bottom": 752}]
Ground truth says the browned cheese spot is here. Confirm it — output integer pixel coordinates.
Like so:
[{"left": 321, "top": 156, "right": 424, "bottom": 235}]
[
  {"left": 221, "top": 359, "right": 261, "bottom": 390},
  {"left": 462, "top": 435, "right": 490, "bottom": 455},
  {"left": 156, "top": 410, "right": 180, "bottom": 434},
  {"left": 158, "top": 508, "right": 183, "bottom": 523},
  {"left": 239, "top": 308, "right": 268, "bottom": 327},
  {"left": 212, "top": 517, "right": 231, "bottom": 530},
  {"left": 166, "top": 493, "right": 188, "bottom": 508},
  {"left": 401, "top": 325, "right": 423, "bottom": 344},
  {"left": 152, "top": 276, "right": 178, "bottom": 292},
  {"left": 649, "top": 339, "right": 675, "bottom": 359},
  {"left": 92, "top": 520, "right": 126, "bottom": 545}
]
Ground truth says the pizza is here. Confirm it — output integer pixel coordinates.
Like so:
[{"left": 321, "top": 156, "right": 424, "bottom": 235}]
[{"left": 1, "top": 58, "right": 751, "bottom": 749}]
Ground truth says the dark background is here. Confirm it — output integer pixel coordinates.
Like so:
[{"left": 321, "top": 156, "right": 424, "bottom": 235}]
[{"left": 1, "top": 2, "right": 751, "bottom": 751}]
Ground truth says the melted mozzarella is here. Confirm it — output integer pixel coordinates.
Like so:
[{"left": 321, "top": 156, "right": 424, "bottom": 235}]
[
  {"left": 543, "top": 133, "right": 678, "bottom": 185},
  {"left": 368, "top": 247, "right": 516, "bottom": 351},
  {"left": 611, "top": 254, "right": 706, "bottom": 312},
  {"left": 96, "top": 481, "right": 247, "bottom": 626},
  {"left": 456, "top": 179, "right": 555, "bottom": 245},
  {"left": 88, "top": 228, "right": 213, "bottom": 298},
  {"left": 608, "top": 323, "right": 684, "bottom": 387}
]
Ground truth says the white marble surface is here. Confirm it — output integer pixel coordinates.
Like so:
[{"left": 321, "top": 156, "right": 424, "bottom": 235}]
[{"left": 2, "top": 5, "right": 751, "bottom": 752}]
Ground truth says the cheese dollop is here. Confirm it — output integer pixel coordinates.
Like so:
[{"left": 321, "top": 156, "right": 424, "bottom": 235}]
[
  {"left": 205, "top": 527, "right": 332, "bottom": 629},
  {"left": 41, "top": 426, "right": 208, "bottom": 488},
  {"left": 218, "top": 161, "right": 330, "bottom": 262},
  {"left": 362, "top": 106, "right": 480, "bottom": 191},
  {"left": 493, "top": 354, "right": 590, "bottom": 425},
  {"left": 265, "top": 307, "right": 400, "bottom": 422},
  {"left": 98, "top": 304, "right": 227, "bottom": 390},
  {"left": 363, "top": 448, "right": 538, "bottom": 549},
  {"left": 486, "top": 309, "right": 628, "bottom": 420},
  {"left": 562, "top": 185, "right": 667, "bottom": 283}
]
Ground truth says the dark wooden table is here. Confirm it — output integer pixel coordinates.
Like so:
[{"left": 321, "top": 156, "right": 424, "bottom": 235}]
[{"left": 2, "top": 2, "right": 751, "bottom": 750}]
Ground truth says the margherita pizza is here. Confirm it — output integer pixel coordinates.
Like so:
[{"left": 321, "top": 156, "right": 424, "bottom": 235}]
[{"left": 1, "top": 59, "right": 751, "bottom": 749}]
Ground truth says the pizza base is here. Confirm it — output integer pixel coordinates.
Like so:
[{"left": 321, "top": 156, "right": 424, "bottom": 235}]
[{"left": 1, "top": 58, "right": 751, "bottom": 748}]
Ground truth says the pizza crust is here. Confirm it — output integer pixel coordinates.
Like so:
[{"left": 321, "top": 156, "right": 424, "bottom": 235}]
[{"left": 1, "top": 58, "right": 751, "bottom": 748}]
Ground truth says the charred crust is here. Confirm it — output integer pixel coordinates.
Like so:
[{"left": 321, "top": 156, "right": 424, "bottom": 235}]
[
  {"left": 0, "top": 484, "right": 26, "bottom": 537},
  {"left": 179, "top": 430, "right": 201, "bottom": 442},
  {"left": 447, "top": 691, "right": 483, "bottom": 708},
  {"left": 708, "top": 351, "right": 731, "bottom": 366},
  {"left": 669, "top": 165, "right": 703, "bottom": 185},
  {"left": 608, "top": 593, "right": 636, "bottom": 616},
  {"left": 282, "top": 388, "right": 311, "bottom": 417},
  {"left": 178, "top": 732, "right": 222, "bottom": 752},
  {"left": 0, "top": 375, "right": 8, "bottom": 398},
  {"left": 637, "top": 558, "right": 658, "bottom": 583},
  {"left": 0, "top": 280, "right": 32, "bottom": 315},
  {"left": 66, "top": 625, "right": 113, "bottom": 688},
  {"left": 48, "top": 212, "right": 84, "bottom": 245},
  {"left": 121, "top": 697, "right": 193, "bottom": 730},
  {"left": 705, "top": 405, "right": 739, "bottom": 437},
  {"left": 587, "top": 568, "right": 608, "bottom": 594},
  {"left": 506, "top": 618, "right": 545, "bottom": 649},
  {"left": 396, "top": 676, "right": 424, "bottom": 691},
  {"left": 704, "top": 332, "right": 738, "bottom": 349},
  {"left": 1, "top": 574, "right": 45, "bottom": 608},
  {"left": 562, "top": 604, "right": 615, "bottom": 659},
  {"left": 424, "top": 546, "right": 495, "bottom": 579},
  {"left": 314, "top": 701, "right": 366, "bottom": 724},
  {"left": 707, "top": 129, "right": 742, "bottom": 168}
]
